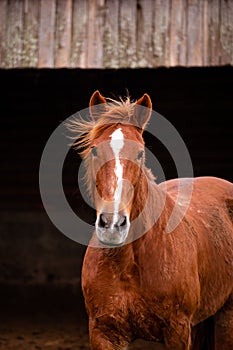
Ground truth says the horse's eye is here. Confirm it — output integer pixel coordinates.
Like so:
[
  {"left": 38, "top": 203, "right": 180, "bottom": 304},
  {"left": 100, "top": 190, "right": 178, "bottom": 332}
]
[
  {"left": 137, "top": 150, "right": 144, "bottom": 160},
  {"left": 92, "top": 147, "right": 97, "bottom": 157}
]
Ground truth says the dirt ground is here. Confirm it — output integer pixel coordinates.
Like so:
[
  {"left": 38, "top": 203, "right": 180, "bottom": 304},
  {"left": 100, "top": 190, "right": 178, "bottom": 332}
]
[
  {"left": 0, "top": 312, "right": 89, "bottom": 350},
  {"left": 0, "top": 314, "right": 165, "bottom": 350},
  {"left": 0, "top": 289, "right": 164, "bottom": 350}
]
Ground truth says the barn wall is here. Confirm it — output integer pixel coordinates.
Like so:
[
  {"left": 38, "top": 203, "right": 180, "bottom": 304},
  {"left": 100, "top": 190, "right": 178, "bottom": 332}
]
[{"left": 0, "top": 0, "right": 232, "bottom": 69}]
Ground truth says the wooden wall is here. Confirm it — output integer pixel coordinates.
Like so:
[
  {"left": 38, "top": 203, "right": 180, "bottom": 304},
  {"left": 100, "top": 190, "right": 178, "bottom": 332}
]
[{"left": 0, "top": 0, "right": 232, "bottom": 69}]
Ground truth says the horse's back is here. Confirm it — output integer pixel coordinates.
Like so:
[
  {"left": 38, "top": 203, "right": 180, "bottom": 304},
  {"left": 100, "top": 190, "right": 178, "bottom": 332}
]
[
  {"left": 160, "top": 176, "right": 233, "bottom": 251},
  {"left": 159, "top": 176, "right": 233, "bottom": 223},
  {"left": 160, "top": 176, "right": 233, "bottom": 198}
]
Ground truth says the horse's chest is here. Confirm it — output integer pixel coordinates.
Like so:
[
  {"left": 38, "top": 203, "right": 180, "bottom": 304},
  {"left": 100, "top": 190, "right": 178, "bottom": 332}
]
[
  {"left": 127, "top": 295, "right": 164, "bottom": 341},
  {"left": 99, "top": 290, "right": 164, "bottom": 342},
  {"left": 85, "top": 263, "right": 166, "bottom": 341}
]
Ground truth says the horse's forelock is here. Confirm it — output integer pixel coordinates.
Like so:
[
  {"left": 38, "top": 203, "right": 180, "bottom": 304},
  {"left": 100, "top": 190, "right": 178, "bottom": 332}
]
[{"left": 68, "top": 97, "right": 135, "bottom": 157}]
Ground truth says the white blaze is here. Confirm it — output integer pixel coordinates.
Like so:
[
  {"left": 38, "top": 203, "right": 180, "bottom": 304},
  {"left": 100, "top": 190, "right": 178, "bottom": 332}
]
[{"left": 110, "top": 128, "right": 124, "bottom": 224}]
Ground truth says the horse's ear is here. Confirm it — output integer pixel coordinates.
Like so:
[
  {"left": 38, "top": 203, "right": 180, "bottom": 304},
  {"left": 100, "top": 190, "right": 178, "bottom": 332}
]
[
  {"left": 134, "top": 93, "right": 152, "bottom": 130},
  {"left": 89, "top": 90, "right": 107, "bottom": 121}
]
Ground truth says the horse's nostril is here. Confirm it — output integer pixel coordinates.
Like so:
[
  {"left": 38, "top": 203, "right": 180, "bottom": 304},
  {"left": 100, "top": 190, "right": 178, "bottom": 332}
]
[
  {"left": 99, "top": 213, "right": 108, "bottom": 228},
  {"left": 98, "top": 213, "right": 128, "bottom": 229},
  {"left": 118, "top": 215, "right": 127, "bottom": 227}
]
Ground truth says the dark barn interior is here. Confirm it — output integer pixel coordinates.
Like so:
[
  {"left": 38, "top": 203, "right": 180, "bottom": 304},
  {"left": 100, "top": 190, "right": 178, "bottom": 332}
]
[{"left": 0, "top": 66, "right": 233, "bottom": 349}]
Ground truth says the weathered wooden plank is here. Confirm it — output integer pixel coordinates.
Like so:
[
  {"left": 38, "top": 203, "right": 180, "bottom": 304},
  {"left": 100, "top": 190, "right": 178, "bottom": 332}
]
[
  {"left": 169, "top": 0, "right": 187, "bottom": 66},
  {"left": 136, "top": 0, "right": 154, "bottom": 68},
  {"left": 219, "top": 0, "right": 233, "bottom": 65},
  {"left": 152, "top": 0, "right": 170, "bottom": 67},
  {"left": 0, "top": 0, "right": 7, "bottom": 67},
  {"left": 87, "top": 0, "right": 105, "bottom": 68},
  {"left": 21, "top": 0, "right": 39, "bottom": 67},
  {"left": 38, "top": 0, "right": 56, "bottom": 67},
  {"left": 208, "top": 0, "right": 220, "bottom": 66},
  {"left": 4, "top": 0, "right": 24, "bottom": 67},
  {"left": 55, "top": 0, "right": 72, "bottom": 67},
  {"left": 70, "top": 0, "right": 88, "bottom": 68},
  {"left": 202, "top": 0, "right": 208, "bottom": 65},
  {"left": 0, "top": 0, "right": 233, "bottom": 69},
  {"left": 119, "top": 0, "right": 137, "bottom": 67},
  {"left": 102, "top": 0, "right": 119, "bottom": 68},
  {"left": 186, "top": 0, "right": 203, "bottom": 66}
]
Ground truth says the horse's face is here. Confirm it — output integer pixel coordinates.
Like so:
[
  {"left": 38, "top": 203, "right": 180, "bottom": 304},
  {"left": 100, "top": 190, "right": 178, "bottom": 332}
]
[
  {"left": 91, "top": 125, "right": 145, "bottom": 246},
  {"left": 88, "top": 91, "right": 152, "bottom": 246}
]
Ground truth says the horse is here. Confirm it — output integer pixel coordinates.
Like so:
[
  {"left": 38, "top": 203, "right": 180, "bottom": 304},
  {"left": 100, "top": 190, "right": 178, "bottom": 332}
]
[{"left": 71, "top": 91, "right": 233, "bottom": 349}]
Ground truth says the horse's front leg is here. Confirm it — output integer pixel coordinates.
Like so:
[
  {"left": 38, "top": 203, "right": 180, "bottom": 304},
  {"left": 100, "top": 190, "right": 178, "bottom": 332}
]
[
  {"left": 89, "top": 318, "right": 129, "bottom": 350},
  {"left": 163, "top": 314, "right": 191, "bottom": 350}
]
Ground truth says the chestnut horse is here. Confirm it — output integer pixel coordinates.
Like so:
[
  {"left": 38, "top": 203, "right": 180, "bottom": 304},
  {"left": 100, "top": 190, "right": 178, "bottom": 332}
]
[{"left": 72, "top": 91, "right": 233, "bottom": 349}]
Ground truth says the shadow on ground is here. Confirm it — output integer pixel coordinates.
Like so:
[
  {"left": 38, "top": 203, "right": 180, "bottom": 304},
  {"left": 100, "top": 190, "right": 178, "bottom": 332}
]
[{"left": 0, "top": 285, "right": 165, "bottom": 350}]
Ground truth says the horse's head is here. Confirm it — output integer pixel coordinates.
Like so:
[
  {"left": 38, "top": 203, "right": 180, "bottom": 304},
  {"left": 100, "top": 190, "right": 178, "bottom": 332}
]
[{"left": 76, "top": 91, "right": 152, "bottom": 246}]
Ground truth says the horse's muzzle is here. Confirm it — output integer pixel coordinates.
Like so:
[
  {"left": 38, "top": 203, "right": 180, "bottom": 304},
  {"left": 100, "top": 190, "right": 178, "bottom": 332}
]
[{"left": 95, "top": 212, "right": 130, "bottom": 246}]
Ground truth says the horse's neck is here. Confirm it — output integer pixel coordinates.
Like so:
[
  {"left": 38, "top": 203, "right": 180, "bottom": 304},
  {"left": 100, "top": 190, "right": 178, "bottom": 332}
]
[
  {"left": 101, "top": 175, "right": 174, "bottom": 269},
  {"left": 102, "top": 244, "right": 137, "bottom": 278},
  {"left": 131, "top": 172, "right": 174, "bottom": 237}
]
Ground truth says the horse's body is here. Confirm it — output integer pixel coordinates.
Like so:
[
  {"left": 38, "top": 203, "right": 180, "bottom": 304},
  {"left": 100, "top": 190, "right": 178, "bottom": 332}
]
[
  {"left": 83, "top": 176, "right": 233, "bottom": 349},
  {"left": 72, "top": 91, "right": 233, "bottom": 349}
]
